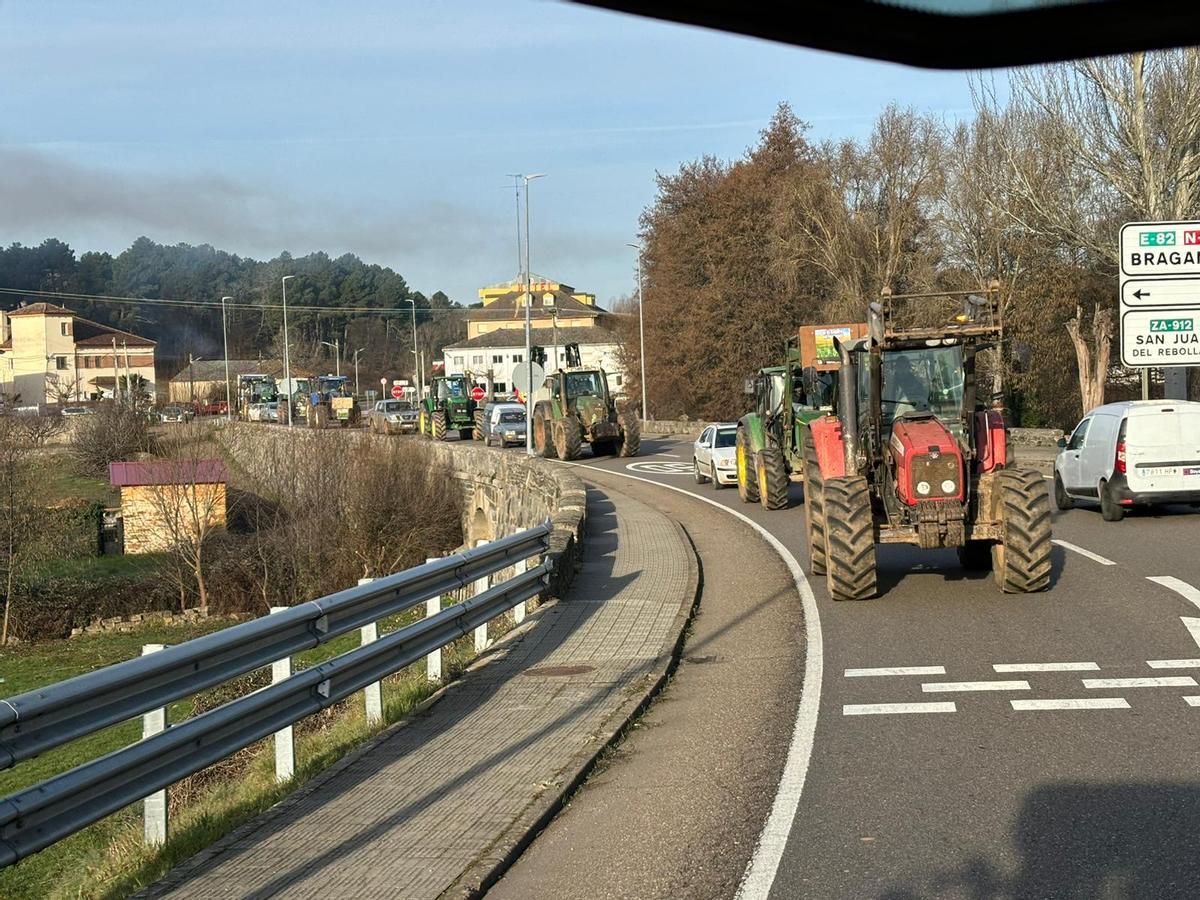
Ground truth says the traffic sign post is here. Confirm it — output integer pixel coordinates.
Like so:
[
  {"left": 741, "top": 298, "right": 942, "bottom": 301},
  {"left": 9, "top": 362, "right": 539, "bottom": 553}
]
[
  {"left": 391, "top": 384, "right": 405, "bottom": 400},
  {"left": 1119, "top": 222, "right": 1200, "bottom": 398},
  {"left": 470, "top": 385, "right": 486, "bottom": 402}
]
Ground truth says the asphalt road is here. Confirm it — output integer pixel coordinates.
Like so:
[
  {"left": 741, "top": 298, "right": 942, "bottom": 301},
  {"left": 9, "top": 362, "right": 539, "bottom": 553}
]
[{"left": 505, "top": 434, "right": 1200, "bottom": 899}]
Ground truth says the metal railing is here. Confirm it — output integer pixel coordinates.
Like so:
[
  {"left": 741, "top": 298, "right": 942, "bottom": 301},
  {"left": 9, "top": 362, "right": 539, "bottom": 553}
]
[{"left": 0, "top": 524, "right": 551, "bottom": 868}]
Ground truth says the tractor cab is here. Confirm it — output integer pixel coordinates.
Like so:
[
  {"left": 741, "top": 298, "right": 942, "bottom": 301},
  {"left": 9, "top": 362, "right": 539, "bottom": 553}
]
[
  {"left": 431, "top": 374, "right": 470, "bottom": 408},
  {"left": 529, "top": 342, "right": 638, "bottom": 460}
]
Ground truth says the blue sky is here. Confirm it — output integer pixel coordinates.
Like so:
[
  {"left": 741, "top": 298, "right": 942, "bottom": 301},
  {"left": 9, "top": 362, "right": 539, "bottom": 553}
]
[{"left": 0, "top": 0, "right": 978, "bottom": 306}]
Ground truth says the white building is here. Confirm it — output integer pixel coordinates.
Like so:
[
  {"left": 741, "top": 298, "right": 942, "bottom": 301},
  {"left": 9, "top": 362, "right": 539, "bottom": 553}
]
[{"left": 442, "top": 326, "right": 626, "bottom": 397}]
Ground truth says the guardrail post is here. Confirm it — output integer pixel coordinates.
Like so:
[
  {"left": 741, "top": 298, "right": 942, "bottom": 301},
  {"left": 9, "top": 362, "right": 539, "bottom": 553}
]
[
  {"left": 141, "top": 643, "right": 168, "bottom": 847},
  {"left": 425, "top": 558, "right": 442, "bottom": 682},
  {"left": 269, "top": 606, "right": 295, "bottom": 783},
  {"left": 513, "top": 557, "right": 527, "bottom": 624},
  {"left": 473, "top": 540, "right": 490, "bottom": 653},
  {"left": 357, "top": 578, "right": 383, "bottom": 725}
]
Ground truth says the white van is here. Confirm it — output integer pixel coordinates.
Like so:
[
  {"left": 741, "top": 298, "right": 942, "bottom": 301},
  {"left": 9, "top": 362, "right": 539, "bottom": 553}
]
[{"left": 1055, "top": 400, "right": 1200, "bottom": 520}]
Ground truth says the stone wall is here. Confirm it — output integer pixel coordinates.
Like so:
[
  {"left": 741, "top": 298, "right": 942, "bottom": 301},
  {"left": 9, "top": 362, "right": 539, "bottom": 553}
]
[{"left": 121, "top": 482, "right": 227, "bottom": 554}]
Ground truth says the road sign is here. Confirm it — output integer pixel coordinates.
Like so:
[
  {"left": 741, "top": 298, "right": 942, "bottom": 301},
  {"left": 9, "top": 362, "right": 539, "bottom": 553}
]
[
  {"left": 391, "top": 384, "right": 404, "bottom": 399},
  {"left": 1119, "top": 221, "right": 1200, "bottom": 367},
  {"left": 470, "top": 385, "right": 486, "bottom": 402},
  {"left": 511, "top": 362, "right": 545, "bottom": 396}
]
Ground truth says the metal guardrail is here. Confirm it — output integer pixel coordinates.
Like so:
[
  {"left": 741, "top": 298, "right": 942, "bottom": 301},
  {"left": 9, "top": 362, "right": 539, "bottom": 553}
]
[{"left": 0, "top": 524, "right": 550, "bottom": 868}]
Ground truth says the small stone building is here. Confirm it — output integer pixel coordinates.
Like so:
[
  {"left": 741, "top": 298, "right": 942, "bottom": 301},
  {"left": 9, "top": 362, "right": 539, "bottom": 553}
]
[{"left": 109, "top": 460, "right": 229, "bottom": 554}]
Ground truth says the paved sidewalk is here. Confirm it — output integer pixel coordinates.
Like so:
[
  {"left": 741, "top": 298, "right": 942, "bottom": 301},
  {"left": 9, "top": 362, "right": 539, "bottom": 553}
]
[{"left": 144, "top": 485, "right": 697, "bottom": 900}]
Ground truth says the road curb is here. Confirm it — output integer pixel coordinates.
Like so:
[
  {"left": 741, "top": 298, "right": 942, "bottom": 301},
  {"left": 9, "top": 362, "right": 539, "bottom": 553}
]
[{"left": 443, "top": 508, "right": 703, "bottom": 899}]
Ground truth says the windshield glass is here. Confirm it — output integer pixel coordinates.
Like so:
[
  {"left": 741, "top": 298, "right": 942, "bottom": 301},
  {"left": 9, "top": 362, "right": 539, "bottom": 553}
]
[
  {"left": 499, "top": 411, "right": 525, "bottom": 423},
  {"left": 445, "top": 377, "right": 468, "bottom": 397},
  {"left": 715, "top": 429, "right": 736, "bottom": 448},
  {"left": 564, "top": 371, "right": 605, "bottom": 399},
  {"left": 880, "top": 347, "right": 965, "bottom": 428}
]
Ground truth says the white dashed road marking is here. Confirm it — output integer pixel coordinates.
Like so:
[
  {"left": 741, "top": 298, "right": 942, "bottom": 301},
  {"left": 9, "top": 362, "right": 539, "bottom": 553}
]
[
  {"left": 844, "top": 666, "right": 946, "bottom": 677},
  {"left": 1147, "top": 659, "right": 1200, "bottom": 669},
  {"left": 1052, "top": 540, "right": 1116, "bottom": 566},
  {"left": 1011, "top": 698, "right": 1130, "bottom": 711},
  {"left": 922, "top": 680, "right": 1030, "bottom": 693},
  {"left": 1083, "top": 676, "right": 1197, "bottom": 689},
  {"left": 843, "top": 702, "right": 957, "bottom": 716},
  {"left": 1148, "top": 576, "right": 1200, "bottom": 612},
  {"left": 1184, "top": 697, "right": 1200, "bottom": 707},
  {"left": 993, "top": 662, "right": 1099, "bottom": 673}
]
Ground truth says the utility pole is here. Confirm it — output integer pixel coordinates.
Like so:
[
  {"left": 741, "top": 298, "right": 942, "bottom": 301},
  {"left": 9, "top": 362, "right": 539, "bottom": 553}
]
[
  {"left": 221, "top": 295, "right": 233, "bottom": 421},
  {"left": 112, "top": 338, "right": 121, "bottom": 405},
  {"left": 122, "top": 341, "right": 131, "bottom": 408},
  {"left": 409, "top": 300, "right": 420, "bottom": 399},
  {"left": 281, "top": 275, "right": 295, "bottom": 427},
  {"left": 522, "top": 173, "right": 546, "bottom": 455}
]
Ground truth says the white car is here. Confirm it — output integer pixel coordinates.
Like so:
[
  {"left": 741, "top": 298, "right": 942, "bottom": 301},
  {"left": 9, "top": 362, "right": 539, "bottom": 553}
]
[
  {"left": 694, "top": 423, "right": 738, "bottom": 488},
  {"left": 247, "top": 402, "right": 268, "bottom": 422},
  {"left": 1055, "top": 399, "right": 1200, "bottom": 521}
]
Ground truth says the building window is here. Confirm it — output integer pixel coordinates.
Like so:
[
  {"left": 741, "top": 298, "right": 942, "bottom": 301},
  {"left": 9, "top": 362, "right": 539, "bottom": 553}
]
[
  {"left": 494, "top": 382, "right": 507, "bottom": 393},
  {"left": 492, "top": 354, "right": 503, "bottom": 364},
  {"left": 472, "top": 355, "right": 483, "bottom": 365},
  {"left": 512, "top": 354, "right": 523, "bottom": 364},
  {"left": 82, "top": 356, "right": 91, "bottom": 369},
  {"left": 60, "top": 321, "right": 71, "bottom": 337},
  {"left": 453, "top": 356, "right": 464, "bottom": 367},
  {"left": 55, "top": 356, "right": 68, "bottom": 370}
]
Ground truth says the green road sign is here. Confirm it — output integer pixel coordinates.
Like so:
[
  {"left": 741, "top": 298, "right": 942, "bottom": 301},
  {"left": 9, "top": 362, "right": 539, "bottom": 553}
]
[
  {"left": 1150, "top": 318, "right": 1194, "bottom": 332},
  {"left": 1139, "top": 231, "right": 1176, "bottom": 247}
]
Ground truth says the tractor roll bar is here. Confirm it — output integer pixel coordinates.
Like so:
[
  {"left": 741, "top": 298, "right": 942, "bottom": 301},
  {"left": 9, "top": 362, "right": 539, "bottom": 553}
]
[{"left": 836, "top": 337, "right": 858, "bottom": 472}]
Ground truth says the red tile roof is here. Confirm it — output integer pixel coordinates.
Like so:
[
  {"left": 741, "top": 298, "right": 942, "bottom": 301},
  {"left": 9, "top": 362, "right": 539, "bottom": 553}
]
[
  {"left": 74, "top": 333, "right": 156, "bottom": 348},
  {"left": 6, "top": 302, "right": 73, "bottom": 317},
  {"left": 109, "top": 459, "right": 229, "bottom": 487}
]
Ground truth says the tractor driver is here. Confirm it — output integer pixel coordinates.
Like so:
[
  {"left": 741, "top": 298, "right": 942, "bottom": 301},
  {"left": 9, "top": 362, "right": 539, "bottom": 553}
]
[{"left": 884, "top": 354, "right": 930, "bottom": 416}]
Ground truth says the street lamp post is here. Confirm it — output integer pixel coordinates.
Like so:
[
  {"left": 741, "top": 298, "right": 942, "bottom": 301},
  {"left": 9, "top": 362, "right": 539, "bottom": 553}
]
[
  {"left": 281, "top": 275, "right": 295, "bottom": 427},
  {"left": 352, "top": 347, "right": 365, "bottom": 398},
  {"left": 522, "top": 173, "right": 546, "bottom": 455},
  {"left": 626, "top": 243, "right": 648, "bottom": 421},
  {"left": 319, "top": 339, "right": 341, "bottom": 377},
  {"left": 220, "top": 296, "right": 233, "bottom": 422},
  {"left": 409, "top": 300, "right": 420, "bottom": 400}
]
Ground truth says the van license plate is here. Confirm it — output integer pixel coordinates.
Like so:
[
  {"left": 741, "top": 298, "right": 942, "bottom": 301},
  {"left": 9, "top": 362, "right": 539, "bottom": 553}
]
[{"left": 1144, "top": 466, "right": 1180, "bottom": 477}]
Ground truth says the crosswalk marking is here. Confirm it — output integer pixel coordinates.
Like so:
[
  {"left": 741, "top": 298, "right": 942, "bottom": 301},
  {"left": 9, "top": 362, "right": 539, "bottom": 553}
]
[
  {"left": 993, "top": 662, "right": 1099, "bottom": 672},
  {"left": 1082, "top": 676, "right": 1197, "bottom": 689},
  {"left": 1011, "top": 698, "right": 1130, "bottom": 711},
  {"left": 922, "top": 680, "right": 1030, "bottom": 693},
  {"left": 1147, "top": 659, "right": 1200, "bottom": 669},
  {"left": 844, "top": 666, "right": 946, "bottom": 677},
  {"left": 843, "top": 702, "right": 956, "bottom": 716}
]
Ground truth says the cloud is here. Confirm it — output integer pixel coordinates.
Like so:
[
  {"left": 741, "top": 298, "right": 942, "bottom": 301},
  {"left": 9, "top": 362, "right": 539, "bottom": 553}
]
[{"left": 0, "top": 146, "right": 501, "bottom": 271}]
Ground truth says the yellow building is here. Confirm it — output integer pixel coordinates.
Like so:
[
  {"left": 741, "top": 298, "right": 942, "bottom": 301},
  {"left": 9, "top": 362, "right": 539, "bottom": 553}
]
[
  {"left": 0, "top": 302, "right": 157, "bottom": 405},
  {"left": 468, "top": 275, "right": 608, "bottom": 341}
]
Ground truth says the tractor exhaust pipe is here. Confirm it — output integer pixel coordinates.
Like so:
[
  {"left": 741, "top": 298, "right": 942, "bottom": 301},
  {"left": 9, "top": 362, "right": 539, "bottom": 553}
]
[{"left": 837, "top": 338, "right": 858, "bottom": 472}]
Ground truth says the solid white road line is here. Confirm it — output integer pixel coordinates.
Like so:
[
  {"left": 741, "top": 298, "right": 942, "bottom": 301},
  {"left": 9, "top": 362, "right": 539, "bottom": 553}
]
[
  {"left": 1083, "top": 676, "right": 1197, "bottom": 688},
  {"left": 1148, "top": 577, "right": 1200, "bottom": 613},
  {"left": 557, "top": 460, "right": 821, "bottom": 900},
  {"left": 1182, "top": 617, "right": 1200, "bottom": 650},
  {"left": 844, "top": 666, "right": 946, "bottom": 677},
  {"left": 1147, "top": 659, "right": 1200, "bottom": 669},
  {"left": 922, "top": 680, "right": 1030, "bottom": 692},
  {"left": 843, "top": 702, "right": 956, "bottom": 716},
  {"left": 1051, "top": 539, "right": 1116, "bottom": 566},
  {"left": 1011, "top": 698, "right": 1130, "bottom": 711},
  {"left": 993, "top": 662, "right": 1099, "bottom": 673}
]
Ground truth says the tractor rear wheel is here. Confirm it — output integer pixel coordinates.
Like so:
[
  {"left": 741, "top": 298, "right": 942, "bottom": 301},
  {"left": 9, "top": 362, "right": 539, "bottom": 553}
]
[
  {"left": 992, "top": 468, "right": 1053, "bottom": 593},
  {"left": 756, "top": 446, "right": 789, "bottom": 510},
  {"left": 431, "top": 410, "right": 447, "bottom": 441},
  {"left": 801, "top": 429, "right": 827, "bottom": 575},
  {"left": 617, "top": 410, "right": 640, "bottom": 457},
  {"left": 473, "top": 409, "right": 485, "bottom": 441},
  {"left": 823, "top": 476, "right": 877, "bottom": 601},
  {"left": 736, "top": 427, "right": 760, "bottom": 504},
  {"left": 534, "top": 414, "right": 557, "bottom": 458},
  {"left": 418, "top": 409, "right": 428, "bottom": 437},
  {"left": 555, "top": 416, "right": 582, "bottom": 461}
]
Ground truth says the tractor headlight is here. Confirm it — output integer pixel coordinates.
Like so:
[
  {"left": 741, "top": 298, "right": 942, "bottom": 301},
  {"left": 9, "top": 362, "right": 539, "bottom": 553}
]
[
  {"left": 916, "top": 481, "right": 932, "bottom": 496},
  {"left": 941, "top": 479, "right": 957, "bottom": 495}
]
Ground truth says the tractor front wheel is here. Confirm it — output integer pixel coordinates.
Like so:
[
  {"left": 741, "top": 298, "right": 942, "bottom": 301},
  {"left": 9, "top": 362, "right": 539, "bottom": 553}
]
[
  {"left": 473, "top": 409, "right": 485, "bottom": 441},
  {"left": 757, "top": 446, "right": 789, "bottom": 510},
  {"left": 431, "top": 410, "right": 447, "bottom": 441},
  {"left": 534, "top": 414, "right": 557, "bottom": 459},
  {"left": 736, "top": 427, "right": 760, "bottom": 504},
  {"left": 823, "top": 476, "right": 877, "bottom": 601},
  {"left": 992, "top": 469, "right": 1053, "bottom": 593},
  {"left": 617, "top": 410, "right": 640, "bottom": 458},
  {"left": 417, "top": 409, "right": 428, "bottom": 437},
  {"left": 801, "top": 429, "right": 827, "bottom": 575},
  {"left": 555, "top": 416, "right": 582, "bottom": 461}
]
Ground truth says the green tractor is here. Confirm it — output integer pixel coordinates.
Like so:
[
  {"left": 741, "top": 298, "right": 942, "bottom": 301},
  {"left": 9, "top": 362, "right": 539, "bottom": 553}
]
[
  {"left": 418, "top": 374, "right": 476, "bottom": 440},
  {"left": 530, "top": 344, "right": 639, "bottom": 460},
  {"left": 736, "top": 324, "right": 864, "bottom": 509}
]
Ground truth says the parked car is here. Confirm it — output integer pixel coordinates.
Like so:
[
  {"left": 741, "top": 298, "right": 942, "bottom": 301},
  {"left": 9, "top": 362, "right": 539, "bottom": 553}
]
[
  {"left": 61, "top": 406, "right": 95, "bottom": 418},
  {"left": 1055, "top": 400, "right": 1200, "bottom": 520},
  {"left": 479, "top": 402, "right": 527, "bottom": 447},
  {"left": 194, "top": 399, "right": 229, "bottom": 416},
  {"left": 693, "top": 423, "right": 738, "bottom": 488},
  {"left": 159, "top": 405, "right": 192, "bottom": 424},
  {"left": 368, "top": 399, "right": 419, "bottom": 434},
  {"left": 247, "top": 402, "right": 278, "bottom": 422}
]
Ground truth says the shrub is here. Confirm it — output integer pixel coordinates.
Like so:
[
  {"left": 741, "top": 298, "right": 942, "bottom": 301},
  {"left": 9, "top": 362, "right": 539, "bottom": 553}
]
[{"left": 69, "top": 404, "right": 154, "bottom": 475}]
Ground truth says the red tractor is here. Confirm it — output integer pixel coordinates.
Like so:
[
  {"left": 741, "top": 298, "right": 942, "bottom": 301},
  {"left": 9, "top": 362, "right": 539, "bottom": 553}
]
[{"left": 803, "top": 285, "right": 1052, "bottom": 600}]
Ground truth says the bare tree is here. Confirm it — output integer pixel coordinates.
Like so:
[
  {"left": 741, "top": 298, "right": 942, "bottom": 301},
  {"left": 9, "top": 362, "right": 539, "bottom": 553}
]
[
  {"left": 977, "top": 50, "right": 1200, "bottom": 407},
  {"left": 0, "top": 418, "right": 38, "bottom": 644}
]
